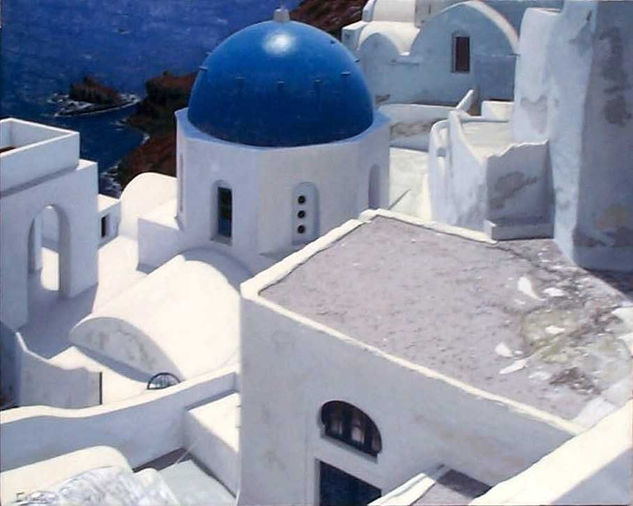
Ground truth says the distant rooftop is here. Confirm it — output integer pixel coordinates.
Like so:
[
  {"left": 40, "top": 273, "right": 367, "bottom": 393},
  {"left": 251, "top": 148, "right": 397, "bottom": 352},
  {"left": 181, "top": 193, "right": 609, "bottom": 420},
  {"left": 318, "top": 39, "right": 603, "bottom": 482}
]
[{"left": 262, "top": 215, "right": 632, "bottom": 421}]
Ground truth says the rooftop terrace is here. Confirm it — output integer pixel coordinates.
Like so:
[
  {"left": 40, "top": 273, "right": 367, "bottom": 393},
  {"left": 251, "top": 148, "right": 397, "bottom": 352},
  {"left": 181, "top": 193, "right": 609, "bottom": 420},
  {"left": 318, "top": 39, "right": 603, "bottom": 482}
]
[{"left": 262, "top": 214, "right": 632, "bottom": 422}]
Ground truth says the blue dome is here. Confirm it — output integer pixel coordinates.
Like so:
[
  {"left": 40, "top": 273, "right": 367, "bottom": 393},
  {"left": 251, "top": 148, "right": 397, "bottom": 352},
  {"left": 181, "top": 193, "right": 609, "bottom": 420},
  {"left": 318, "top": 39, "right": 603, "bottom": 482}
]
[{"left": 187, "top": 18, "right": 374, "bottom": 147}]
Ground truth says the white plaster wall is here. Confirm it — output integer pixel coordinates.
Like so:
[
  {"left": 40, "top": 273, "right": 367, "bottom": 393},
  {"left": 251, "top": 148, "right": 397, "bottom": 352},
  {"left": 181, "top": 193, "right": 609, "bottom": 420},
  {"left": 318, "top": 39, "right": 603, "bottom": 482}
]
[
  {"left": 472, "top": 401, "right": 632, "bottom": 505},
  {"left": 154, "top": 110, "right": 390, "bottom": 274},
  {"left": 137, "top": 200, "right": 184, "bottom": 268},
  {"left": 238, "top": 227, "right": 581, "bottom": 506},
  {"left": 410, "top": 2, "right": 518, "bottom": 104},
  {"left": 0, "top": 369, "right": 236, "bottom": 472},
  {"left": 486, "top": 141, "right": 550, "bottom": 224},
  {"left": 429, "top": 112, "right": 488, "bottom": 229},
  {"left": 369, "top": 0, "right": 418, "bottom": 23},
  {"left": 481, "top": 100, "right": 513, "bottom": 120},
  {"left": 558, "top": 0, "right": 633, "bottom": 271},
  {"left": 511, "top": 8, "right": 559, "bottom": 142},
  {"left": 0, "top": 322, "right": 101, "bottom": 409},
  {"left": 0, "top": 159, "right": 99, "bottom": 329},
  {"left": 0, "top": 119, "right": 79, "bottom": 192},
  {"left": 119, "top": 172, "right": 177, "bottom": 239},
  {"left": 357, "top": 1, "right": 518, "bottom": 106},
  {"left": 380, "top": 103, "right": 455, "bottom": 150}
]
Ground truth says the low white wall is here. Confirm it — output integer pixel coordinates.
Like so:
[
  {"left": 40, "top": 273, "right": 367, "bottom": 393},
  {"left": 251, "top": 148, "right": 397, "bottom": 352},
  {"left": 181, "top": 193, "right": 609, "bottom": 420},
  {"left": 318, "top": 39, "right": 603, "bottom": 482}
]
[
  {"left": 238, "top": 218, "right": 581, "bottom": 506},
  {"left": 0, "top": 369, "right": 236, "bottom": 472},
  {"left": 380, "top": 103, "right": 455, "bottom": 150},
  {"left": 0, "top": 324, "right": 100, "bottom": 409},
  {"left": 429, "top": 112, "right": 488, "bottom": 230},
  {"left": 486, "top": 141, "right": 550, "bottom": 224},
  {"left": 481, "top": 100, "right": 513, "bottom": 120}
]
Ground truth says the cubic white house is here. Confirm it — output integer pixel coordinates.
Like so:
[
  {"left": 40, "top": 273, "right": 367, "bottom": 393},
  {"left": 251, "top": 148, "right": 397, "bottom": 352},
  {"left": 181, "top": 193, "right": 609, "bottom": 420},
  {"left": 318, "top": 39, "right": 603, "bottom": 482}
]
[{"left": 0, "top": 2, "right": 631, "bottom": 506}]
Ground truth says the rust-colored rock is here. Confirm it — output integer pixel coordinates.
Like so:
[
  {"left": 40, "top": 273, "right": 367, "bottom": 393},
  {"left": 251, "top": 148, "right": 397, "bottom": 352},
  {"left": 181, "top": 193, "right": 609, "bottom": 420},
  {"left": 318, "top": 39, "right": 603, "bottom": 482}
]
[
  {"left": 291, "top": 0, "right": 368, "bottom": 37},
  {"left": 69, "top": 76, "right": 123, "bottom": 105}
]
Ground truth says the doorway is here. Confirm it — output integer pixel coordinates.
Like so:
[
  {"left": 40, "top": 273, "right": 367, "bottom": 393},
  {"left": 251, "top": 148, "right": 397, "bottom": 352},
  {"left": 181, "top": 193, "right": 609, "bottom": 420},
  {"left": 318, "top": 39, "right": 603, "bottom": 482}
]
[{"left": 319, "top": 461, "right": 381, "bottom": 506}]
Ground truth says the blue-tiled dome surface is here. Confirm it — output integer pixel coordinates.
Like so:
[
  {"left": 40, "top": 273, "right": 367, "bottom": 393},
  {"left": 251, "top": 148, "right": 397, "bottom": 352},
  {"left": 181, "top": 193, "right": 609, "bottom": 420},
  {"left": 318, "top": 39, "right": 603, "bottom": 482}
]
[{"left": 187, "top": 19, "right": 374, "bottom": 147}]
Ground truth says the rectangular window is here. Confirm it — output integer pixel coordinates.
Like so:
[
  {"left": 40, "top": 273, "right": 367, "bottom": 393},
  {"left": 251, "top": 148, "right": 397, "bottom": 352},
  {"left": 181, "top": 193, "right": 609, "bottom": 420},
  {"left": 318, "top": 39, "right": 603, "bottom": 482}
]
[
  {"left": 217, "top": 187, "right": 232, "bottom": 238},
  {"left": 453, "top": 36, "right": 470, "bottom": 73},
  {"left": 100, "top": 216, "right": 108, "bottom": 239}
]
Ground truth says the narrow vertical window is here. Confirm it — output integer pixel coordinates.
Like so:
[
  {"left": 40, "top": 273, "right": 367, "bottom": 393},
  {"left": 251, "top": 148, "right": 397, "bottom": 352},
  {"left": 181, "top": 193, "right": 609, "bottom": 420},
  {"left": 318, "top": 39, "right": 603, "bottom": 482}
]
[
  {"left": 217, "top": 187, "right": 232, "bottom": 239},
  {"left": 100, "top": 216, "right": 108, "bottom": 239},
  {"left": 453, "top": 35, "right": 470, "bottom": 73}
]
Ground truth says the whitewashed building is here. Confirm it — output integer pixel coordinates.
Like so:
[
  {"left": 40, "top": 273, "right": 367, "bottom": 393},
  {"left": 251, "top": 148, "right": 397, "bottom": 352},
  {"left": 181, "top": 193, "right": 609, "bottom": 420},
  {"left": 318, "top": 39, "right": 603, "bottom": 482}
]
[{"left": 0, "top": 3, "right": 631, "bottom": 506}]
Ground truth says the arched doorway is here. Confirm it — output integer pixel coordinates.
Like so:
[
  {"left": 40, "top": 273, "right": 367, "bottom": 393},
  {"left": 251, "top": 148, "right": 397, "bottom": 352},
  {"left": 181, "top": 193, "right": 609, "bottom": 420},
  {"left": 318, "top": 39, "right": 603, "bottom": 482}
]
[{"left": 27, "top": 205, "right": 68, "bottom": 308}]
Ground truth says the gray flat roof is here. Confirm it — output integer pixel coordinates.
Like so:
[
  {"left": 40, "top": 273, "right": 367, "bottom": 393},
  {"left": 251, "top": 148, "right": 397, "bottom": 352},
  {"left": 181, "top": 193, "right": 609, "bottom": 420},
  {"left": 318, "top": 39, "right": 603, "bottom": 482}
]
[{"left": 262, "top": 216, "right": 632, "bottom": 421}]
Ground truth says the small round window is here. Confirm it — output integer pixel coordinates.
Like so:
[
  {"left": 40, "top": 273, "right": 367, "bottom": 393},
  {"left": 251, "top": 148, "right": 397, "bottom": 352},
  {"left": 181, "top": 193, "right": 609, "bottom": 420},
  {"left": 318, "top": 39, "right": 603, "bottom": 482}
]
[
  {"left": 297, "top": 195, "right": 306, "bottom": 204},
  {"left": 297, "top": 210, "right": 306, "bottom": 219},
  {"left": 297, "top": 225, "right": 306, "bottom": 234}
]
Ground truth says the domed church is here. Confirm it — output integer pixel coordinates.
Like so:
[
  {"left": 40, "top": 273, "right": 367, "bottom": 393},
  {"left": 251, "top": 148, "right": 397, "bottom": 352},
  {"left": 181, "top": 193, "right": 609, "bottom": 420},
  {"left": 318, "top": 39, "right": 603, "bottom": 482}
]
[{"left": 169, "top": 8, "right": 390, "bottom": 273}]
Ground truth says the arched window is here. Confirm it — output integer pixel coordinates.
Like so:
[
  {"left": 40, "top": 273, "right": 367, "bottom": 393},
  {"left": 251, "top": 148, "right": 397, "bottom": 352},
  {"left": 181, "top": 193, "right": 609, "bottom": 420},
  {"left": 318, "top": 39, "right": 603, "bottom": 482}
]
[
  {"left": 293, "top": 182, "right": 319, "bottom": 244},
  {"left": 320, "top": 401, "right": 382, "bottom": 457}
]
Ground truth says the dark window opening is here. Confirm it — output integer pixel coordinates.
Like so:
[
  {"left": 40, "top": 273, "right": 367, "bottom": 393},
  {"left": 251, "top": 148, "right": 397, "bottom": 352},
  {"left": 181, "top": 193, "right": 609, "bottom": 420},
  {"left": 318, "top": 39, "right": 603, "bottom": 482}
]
[
  {"left": 217, "top": 187, "right": 232, "bottom": 238},
  {"left": 100, "top": 216, "right": 108, "bottom": 238},
  {"left": 147, "top": 372, "right": 180, "bottom": 390},
  {"left": 321, "top": 401, "right": 382, "bottom": 457},
  {"left": 319, "top": 462, "right": 381, "bottom": 506},
  {"left": 297, "top": 225, "right": 306, "bottom": 234},
  {"left": 298, "top": 210, "right": 306, "bottom": 219},
  {"left": 453, "top": 36, "right": 470, "bottom": 73},
  {"left": 298, "top": 195, "right": 306, "bottom": 204}
]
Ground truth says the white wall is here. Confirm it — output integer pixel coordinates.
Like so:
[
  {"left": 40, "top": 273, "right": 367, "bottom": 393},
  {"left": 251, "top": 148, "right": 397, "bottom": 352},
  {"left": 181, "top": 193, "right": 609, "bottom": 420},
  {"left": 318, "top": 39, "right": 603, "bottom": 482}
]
[
  {"left": 380, "top": 103, "right": 455, "bottom": 150},
  {"left": 429, "top": 112, "right": 488, "bottom": 229},
  {"left": 0, "top": 323, "right": 101, "bottom": 409},
  {"left": 119, "top": 172, "right": 177, "bottom": 239},
  {"left": 137, "top": 110, "right": 390, "bottom": 273},
  {"left": 472, "top": 402, "right": 632, "bottom": 505},
  {"left": 0, "top": 369, "right": 236, "bottom": 472},
  {"left": 354, "top": 1, "right": 518, "bottom": 106},
  {"left": 0, "top": 156, "right": 99, "bottom": 330},
  {"left": 511, "top": 8, "right": 558, "bottom": 142},
  {"left": 0, "top": 119, "right": 79, "bottom": 193},
  {"left": 546, "top": 0, "right": 633, "bottom": 271},
  {"left": 238, "top": 220, "right": 581, "bottom": 506}
]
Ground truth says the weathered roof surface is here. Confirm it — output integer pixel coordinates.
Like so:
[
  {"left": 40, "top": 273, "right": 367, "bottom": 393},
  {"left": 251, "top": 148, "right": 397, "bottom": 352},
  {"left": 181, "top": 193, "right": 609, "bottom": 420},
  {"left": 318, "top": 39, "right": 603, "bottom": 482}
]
[{"left": 262, "top": 216, "right": 632, "bottom": 420}]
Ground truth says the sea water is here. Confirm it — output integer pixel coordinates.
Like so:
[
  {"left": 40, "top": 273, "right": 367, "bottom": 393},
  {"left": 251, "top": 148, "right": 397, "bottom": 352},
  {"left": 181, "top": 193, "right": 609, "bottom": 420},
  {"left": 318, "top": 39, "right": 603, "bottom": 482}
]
[{"left": 1, "top": 0, "right": 299, "bottom": 195}]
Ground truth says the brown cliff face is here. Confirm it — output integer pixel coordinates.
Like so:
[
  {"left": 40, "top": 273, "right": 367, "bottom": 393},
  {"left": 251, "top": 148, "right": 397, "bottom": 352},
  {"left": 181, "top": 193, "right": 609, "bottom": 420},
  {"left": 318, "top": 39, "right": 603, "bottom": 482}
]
[
  {"left": 117, "top": 72, "right": 194, "bottom": 186},
  {"left": 117, "top": 0, "right": 368, "bottom": 188},
  {"left": 291, "top": 0, "right": 367, "bottom": 37}
]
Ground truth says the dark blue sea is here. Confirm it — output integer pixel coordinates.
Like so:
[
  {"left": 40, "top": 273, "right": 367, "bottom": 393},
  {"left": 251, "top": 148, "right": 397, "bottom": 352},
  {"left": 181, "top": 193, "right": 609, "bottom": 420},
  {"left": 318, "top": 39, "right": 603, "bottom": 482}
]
[{"left": 1, "top": 0, "right": 299, "bottom": 195}]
